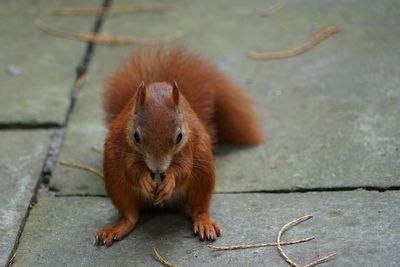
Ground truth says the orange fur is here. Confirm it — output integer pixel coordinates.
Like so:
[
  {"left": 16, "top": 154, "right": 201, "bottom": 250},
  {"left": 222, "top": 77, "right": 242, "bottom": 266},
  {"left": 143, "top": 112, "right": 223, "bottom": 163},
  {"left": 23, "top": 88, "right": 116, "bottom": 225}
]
[
  {"left": 96, "top": 48, "right": 263, "bottom": 246},
  {"left": 103, "top": 48, "right": 264, "bottom": 144}
]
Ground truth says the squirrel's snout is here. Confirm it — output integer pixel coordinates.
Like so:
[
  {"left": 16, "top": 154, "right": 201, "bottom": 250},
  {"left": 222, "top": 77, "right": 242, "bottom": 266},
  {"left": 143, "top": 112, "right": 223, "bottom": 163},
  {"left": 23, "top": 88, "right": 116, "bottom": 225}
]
[{"left": 144, "top": 156, "right": 171, "bottom": 175}]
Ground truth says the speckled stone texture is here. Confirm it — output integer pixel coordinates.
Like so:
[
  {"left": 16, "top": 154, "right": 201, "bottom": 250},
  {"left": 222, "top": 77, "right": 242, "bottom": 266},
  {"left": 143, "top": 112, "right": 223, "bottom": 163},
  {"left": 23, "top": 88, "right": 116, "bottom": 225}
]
[
  {"left": 13, "top": 191, "right": 400, "bottom": 266},
  {"left": 0, "top": 130, "right": 51, "bottom": 266},
  {"left": 0, "top": 0, "right": 100, "bottom": 125},
  {"left": 4, "top": 0, "right": 400, "bottom": 266}
]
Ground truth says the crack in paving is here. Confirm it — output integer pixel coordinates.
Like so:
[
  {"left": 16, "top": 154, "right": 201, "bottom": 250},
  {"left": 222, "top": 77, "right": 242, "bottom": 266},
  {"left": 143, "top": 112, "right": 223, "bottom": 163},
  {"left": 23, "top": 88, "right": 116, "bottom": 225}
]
[
  {"left": 215, "top": 186, "right": 400, "bottom": 194},
  {"left": 41, "top": 128, "right": 66, "bottom": 185},
  {"left": 51, "top": 186, "right": 400, "bottom": 199},
  {"left": 41, "top": 0, "right": 113, "bottom": 188},
  {"left": 55, "top": 194, "right": 108, "bottom": 198},
  {"left": 76, "top": 0, "right": 113, "bottom": 76},
  {"left": 0, "top": 123, "right": 62, "bottom": 130}
]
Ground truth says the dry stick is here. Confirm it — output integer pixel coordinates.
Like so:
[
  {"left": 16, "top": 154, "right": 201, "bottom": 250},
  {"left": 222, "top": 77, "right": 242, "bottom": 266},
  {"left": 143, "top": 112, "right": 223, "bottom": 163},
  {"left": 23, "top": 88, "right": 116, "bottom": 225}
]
[
  {"left": 276, "top": 215, "right": 336, "bottom": 267},
  {"left": 35, "top": 19, "right": 184, "bottom": 46},
  {"left": 90, "top": 146, "right": 103, "bottom": 154},
  {"left": 54, "top": 3, "right": 174, "bottom": 15},
  {"left": 59, "top": 160, "right": 104, "bottom": 179},
  {"left": 7, "top": 252, "right": 16, "bottom": 267},
  {"left": 75, "top": 74, "right": 85, "bottom": 88},
  {"left": 208, "top": 236, "right": 314, "bottom": 251},
  {"left": 260, "top": 0, "right": 285, "bottom": 17},
  {"left": 303, "top": 253, "right": 337, "bottom": 267},
  {"left": 277, "top": 215, "right": 313, "bottom": 267},
  {"left": 248, "top": 26, "right": 339, "bottom": 60},
  {"left": 152, "top": 246, "right": 177, "bottom": 267}
]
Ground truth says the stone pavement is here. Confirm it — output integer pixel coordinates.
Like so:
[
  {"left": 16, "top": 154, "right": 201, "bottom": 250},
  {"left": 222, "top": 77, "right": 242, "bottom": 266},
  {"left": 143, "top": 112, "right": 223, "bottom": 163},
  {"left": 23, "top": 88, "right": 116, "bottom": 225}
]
[{"left": 1, "top": 0, "right": 399, "bottom": 266}]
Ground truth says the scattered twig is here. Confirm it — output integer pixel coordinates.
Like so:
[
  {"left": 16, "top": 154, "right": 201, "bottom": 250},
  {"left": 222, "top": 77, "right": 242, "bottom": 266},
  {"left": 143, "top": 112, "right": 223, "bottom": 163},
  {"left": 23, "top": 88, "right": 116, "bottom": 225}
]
[
  {"left": 248, "top": 26, "right": 339, "bottom": 60},
  {"left": 208, "top": 236, "right": 314, "bottom": 251},
  {"left": 90, "top": 146, "right": 103, "bottom": 154},
  {"left": 260, "top": 0, "right": 285, "bottom": 17},
  {"left": 277, "top": 215, "right": 313, "bottom": 267},
  {"left": 152, "top": 246, "right": 177, "bottom": 267},
  {"left": 54, "top": 3, "right": 174, "bottom": 15},
  {"left": 75, "top": 74, "right": 86, "bottom": 88},
  {"left": 7, "top": 252, "right": 16, "bottom": 267},
  {"left": 277, "top": 215, "right": 336, "bottom": 267},
  {"left": 270, "top": 164, "right": 278, "bottom": 170},
  {"left": 304, "top": 253, "right": 337, "bottom": 267},
  {"left": 35, "top": 19, "right": 184, "bottom": 46},
  {"left": 59, "top": 160, "right": 103, "bottom": 178}
]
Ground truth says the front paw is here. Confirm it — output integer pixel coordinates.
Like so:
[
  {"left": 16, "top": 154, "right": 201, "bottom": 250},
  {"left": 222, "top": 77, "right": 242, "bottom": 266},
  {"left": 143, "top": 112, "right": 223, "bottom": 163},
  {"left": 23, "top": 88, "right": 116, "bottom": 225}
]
[
  {"left": 154, "top": 174, "right": 176, "bottom": 205},
  {"left": 193, "top": 214, "right": 221, "bottom": 241},
  {"left": 138, "top": 173, "right": 157, "bottom": 199},
  {"left": 96, "top": 226, "right": 125, "bottom": 247}
]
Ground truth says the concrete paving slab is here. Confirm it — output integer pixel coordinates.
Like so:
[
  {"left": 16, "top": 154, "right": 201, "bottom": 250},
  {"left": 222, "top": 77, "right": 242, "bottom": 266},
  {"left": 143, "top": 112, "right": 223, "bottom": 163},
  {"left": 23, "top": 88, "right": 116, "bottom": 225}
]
[
  {"left": 49, "top": 56, "right": 108, "bottom": 195},
  {"left": 51, "top": 0, "right": 400, "bottom": 195},
  {"left": 0, "top": 130, "right": 51, "bottom": 266},
  {"left": 13, "top": 191, "right": 400, "bottom": 266},
  {"left": 0, "top": 0, "right": 101, "bottom": 125}
]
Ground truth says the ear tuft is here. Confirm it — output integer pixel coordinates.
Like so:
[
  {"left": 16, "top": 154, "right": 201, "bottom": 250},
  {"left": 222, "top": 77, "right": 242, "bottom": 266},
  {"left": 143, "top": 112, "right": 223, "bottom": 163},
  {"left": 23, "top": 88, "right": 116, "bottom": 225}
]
[
  {"left": 172, "top": 81, "right": 180, "bottom": 106},
  {"left": 135, "top": 81, "right": 146, "bottom": 112}
]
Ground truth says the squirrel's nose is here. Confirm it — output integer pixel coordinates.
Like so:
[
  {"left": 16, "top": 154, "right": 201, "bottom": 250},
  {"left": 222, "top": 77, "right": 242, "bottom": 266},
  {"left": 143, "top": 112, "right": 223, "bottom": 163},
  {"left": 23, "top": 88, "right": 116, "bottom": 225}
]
[
  {"left": 144, "top": 156, "right": 170, "bottom": 175},
  {"left": 152, "top": 163, "right": 169, "bottom": 174}
]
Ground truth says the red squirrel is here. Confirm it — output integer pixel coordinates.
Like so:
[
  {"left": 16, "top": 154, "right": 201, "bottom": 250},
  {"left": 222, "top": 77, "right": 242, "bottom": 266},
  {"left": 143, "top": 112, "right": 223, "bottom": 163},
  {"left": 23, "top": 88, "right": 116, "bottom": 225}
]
[{"left": 95, "top": 48, "right": 264, "bottom": 246}]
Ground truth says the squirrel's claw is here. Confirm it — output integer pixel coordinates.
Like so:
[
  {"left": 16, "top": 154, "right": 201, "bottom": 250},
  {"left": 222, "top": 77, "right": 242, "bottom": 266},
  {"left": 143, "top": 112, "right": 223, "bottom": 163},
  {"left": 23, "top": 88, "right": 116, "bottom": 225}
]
[
  {"left": 193, "top": 215, "right": 221, "bottom": 242},
  {"left": 95, "top": 227, "right": 123, "bottom": 247}
]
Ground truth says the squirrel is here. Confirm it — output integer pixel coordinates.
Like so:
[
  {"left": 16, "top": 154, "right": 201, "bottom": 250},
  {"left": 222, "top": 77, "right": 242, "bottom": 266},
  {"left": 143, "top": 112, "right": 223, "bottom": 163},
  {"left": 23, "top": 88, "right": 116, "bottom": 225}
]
[{"left": 95, "top": 48, "right": 264, "bottom": 246}]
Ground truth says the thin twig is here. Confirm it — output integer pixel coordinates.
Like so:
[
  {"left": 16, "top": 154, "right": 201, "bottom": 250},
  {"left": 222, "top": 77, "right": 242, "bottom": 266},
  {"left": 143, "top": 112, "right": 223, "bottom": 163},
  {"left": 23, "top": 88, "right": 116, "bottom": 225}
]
[
  {"left": 208, "top": 236, "right": 314, "bottom": 251},
  {"left": 7, "top": 252, "right": 16, "bottom": 267},
  {"left": 75, "top": 74, "right": 85, "bottom": 88},
  {"left": 35, "top": 19, "right": 184, "bottom": 46},
  {"left": 304, "top": 253, "right": 337, "bottom": 267},
  {"left": 152, "top": 246, "right": 177, "bottom": 267},
  {"left": 59, "top": 160, "right": 103, "bottom": 178},
  {"left": 55, "top": 3, "right": 174, "bottom": 15},
  {"left": 90, "top": 146, "right": 103, "bottom": 154},
  {"left": 277, "top": 215, "right": 336, "bottom": 267},
  {"left": 248, "top": 26, "right": 339, "bottom": 60},
  {"left": 260, "top": 0, "right": 285, "bottom": 17},
  {"left": 277, "top": 215, "right": 313, "bottom": 267}
]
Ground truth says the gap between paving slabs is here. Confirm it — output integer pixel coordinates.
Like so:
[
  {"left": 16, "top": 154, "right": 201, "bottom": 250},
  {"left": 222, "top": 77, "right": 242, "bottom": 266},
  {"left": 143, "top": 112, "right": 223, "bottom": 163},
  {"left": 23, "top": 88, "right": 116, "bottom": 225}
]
[
  {"left": 6, "top": 0, "right": 113, "bottom": 266},
  {"left": 41, "top": 0, "right": 112, "bottom": 189},
  {"left": 57, "top": 156, "right": 400, "bottom": 196}
]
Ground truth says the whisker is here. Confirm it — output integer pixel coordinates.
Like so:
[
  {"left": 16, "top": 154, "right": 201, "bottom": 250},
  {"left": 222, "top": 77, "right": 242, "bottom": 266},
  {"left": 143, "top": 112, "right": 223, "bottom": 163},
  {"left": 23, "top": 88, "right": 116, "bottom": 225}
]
[{"left": 106, "top": 142, "right": 138, "bottom": 157}]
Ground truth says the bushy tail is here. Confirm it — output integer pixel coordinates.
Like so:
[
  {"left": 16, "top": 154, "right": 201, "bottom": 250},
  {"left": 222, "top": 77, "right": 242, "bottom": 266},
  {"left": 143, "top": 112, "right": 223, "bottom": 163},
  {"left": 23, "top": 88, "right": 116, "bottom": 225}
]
[{"left": 215, "top": 82, "right": 264, "bottom": 145}]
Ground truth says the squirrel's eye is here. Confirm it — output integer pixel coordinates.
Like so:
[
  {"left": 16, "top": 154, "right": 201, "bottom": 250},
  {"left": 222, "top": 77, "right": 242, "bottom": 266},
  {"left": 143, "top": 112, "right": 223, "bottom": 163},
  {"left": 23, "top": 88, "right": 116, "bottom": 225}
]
[
  {"left": 176, "top": 132, "right": 183, "bottom": 144},
  {"left": 133, "top": 131, "right": 141, "bottom": 144}
]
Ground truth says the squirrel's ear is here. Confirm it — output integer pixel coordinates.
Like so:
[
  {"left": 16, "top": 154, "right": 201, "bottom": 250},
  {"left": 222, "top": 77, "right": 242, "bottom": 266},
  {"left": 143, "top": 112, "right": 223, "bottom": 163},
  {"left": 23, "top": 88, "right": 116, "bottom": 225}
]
[
  {"left": 172, "top": 81, "right": 180, "bottom": 106},
  {"left": 135, "top": 81, "right": 146, "bottom": 111}
]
